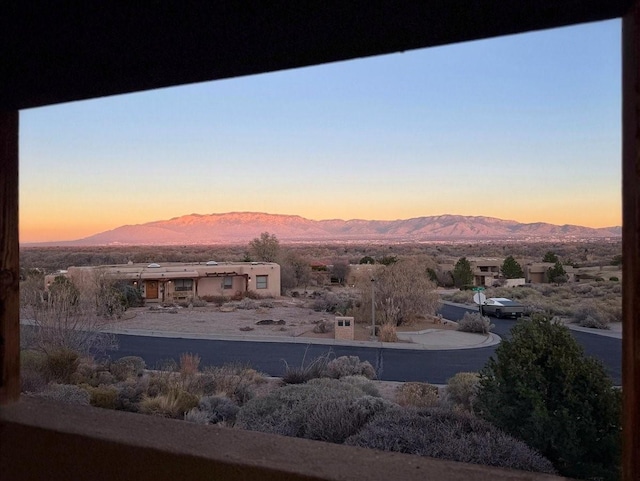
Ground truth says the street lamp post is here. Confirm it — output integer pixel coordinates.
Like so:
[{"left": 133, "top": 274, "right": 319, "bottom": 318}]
[{"left": 371, "top": 278, "right": 376, "bottom": 341}]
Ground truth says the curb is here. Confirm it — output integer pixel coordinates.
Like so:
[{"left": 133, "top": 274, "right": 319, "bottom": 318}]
[{"left": 103, "top": 327, "right": 502, "bottom": 351}]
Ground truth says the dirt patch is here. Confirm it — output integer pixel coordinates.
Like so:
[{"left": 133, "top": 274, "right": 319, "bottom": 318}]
[{"left": 110, "top": 299, "right": 455, "bottom": 342}]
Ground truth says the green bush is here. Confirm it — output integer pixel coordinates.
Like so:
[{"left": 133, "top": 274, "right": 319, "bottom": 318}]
[
  {"left": 609, "top": 276, "right": 619, "bottom": 282},
  {"left": 475, "top": 314, "right": 621, "bottom": 480},
  {"left": 346, "top": 408, "right": 556, "bottom": 474}
]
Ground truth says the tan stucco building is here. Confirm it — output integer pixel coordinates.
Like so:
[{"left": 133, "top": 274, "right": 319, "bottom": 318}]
[{"left": 45, "top": 261, "right": 281, "bottom": 303}]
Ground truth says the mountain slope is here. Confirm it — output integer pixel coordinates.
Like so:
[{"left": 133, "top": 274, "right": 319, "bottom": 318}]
[{"left": 64, "top": 212, "right": 621, "bottom": 246}]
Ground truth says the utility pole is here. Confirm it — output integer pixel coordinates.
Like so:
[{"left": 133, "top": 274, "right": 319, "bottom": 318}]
[{"left": 371, "top": 278, "right": 376, "bottom": 341}]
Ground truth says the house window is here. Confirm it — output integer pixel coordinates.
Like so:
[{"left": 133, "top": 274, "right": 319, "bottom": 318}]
[
  {"left": 174, "top": 279, "right": 193, "bottom": 291},
  {"left": 255, "top": 275, "right": 268, "bottom": 289},
  {"left": 223, "top": 276, "right": 233, "bottom": 290}
]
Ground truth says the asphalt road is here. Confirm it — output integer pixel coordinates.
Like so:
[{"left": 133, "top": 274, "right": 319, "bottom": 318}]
[{"left": 110, "top": 304, "right": 622, "bottom": 385}]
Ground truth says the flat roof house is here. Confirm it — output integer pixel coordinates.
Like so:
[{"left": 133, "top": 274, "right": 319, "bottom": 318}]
[{"left": 45, "top": 262, "right": 281, "bottom": 302}]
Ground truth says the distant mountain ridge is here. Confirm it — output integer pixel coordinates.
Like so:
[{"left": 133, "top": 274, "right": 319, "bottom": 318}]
[{"left": 43, "top": 212, "right": 622, "bottom": 246}]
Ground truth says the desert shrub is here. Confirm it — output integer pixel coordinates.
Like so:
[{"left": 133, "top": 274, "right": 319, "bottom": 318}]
[
  {"left": 199, "top": 363, "right": 264, "bottom": 404},
  {"left": 139, "top": 388, "right": 200, "bottom": 418},
  {"left": 191, "top": 298, "right": 207, "bottom": 307},
  {"left": 445, "top": 372, "right": 479, "bottom": 412},
  {"left": 305, "top": 395, "right": 394, "bottom": 443},
  {"left": 201, "top": 295, "right": 228, "bottom": 306},
  {"left": 184, "top": 408, "right": 210, "bottom": 425},
  {"left": 110, "top": 356, "right": 146, "bottom": 381},
  {"left": 281, "top": 352, "right": 331, "bottom": 384},
  {"left": 345, "top": 409, "right": 556, "bottom": 474},
  {"left": 185, "top": 395, "right": 239, "bottom": 425},
  {"left": 572, "top": 302, "right": 611, "bottom": 329},
  {"left": 45, "top": 348, "right": 80, "bottom": 383},
  {"left": 35, "top": 383, "right": 90, "bottom": 406},
  {"left": 395, "top": 382, "right": 439, "bottom": 408},
  {"left": 20, "top": 355, "right": 49, "bottom": 393},
  {"left": 456, "top": 312, "right": 493, "bottom": 334},
  {"left": 312, "top": 319, "right": 334, "bottom": 334},
  {"left": 259, "top": 300, "right": 274, "bottom": 308},
  {"left": 339, "top": 376, "right": 380, "bottom": 397},
  {"left": 236, "top": 297, "right": 258, "bottom": 310},
  {"left": 378, "top": 322, "right": 398, "bottom": 342},
  {"left": 235, "top": 378, "right": 389, "bottom": 442},
  {"left": 244, "top": 290, "right": 263, "bottom": 300},
  {"left": 475, "top": 314, "right": 621, "bottom": 480},
  {"left": 325, "top": 356, "right": 376, "bottom": 380},
  {"left": 86, "top": 385, "right": 119, "bottom": 409},
  {"left": 609, "top": 276, "right": 619, "bottom": 282},
  {"left": 179, "top": 352, "right": 201, "bottom": 377},
  {"left": 114, "top": 377, "right": 149, "bottom": 412}
]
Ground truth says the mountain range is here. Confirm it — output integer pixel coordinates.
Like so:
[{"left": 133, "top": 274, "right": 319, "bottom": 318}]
[{"left": 44, "top": 212, "right": 622, "bottom": 246}]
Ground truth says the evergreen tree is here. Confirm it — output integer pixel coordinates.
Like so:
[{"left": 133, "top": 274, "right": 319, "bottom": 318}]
[
  {"left": 452, "top": 257, "right": 474, "bottom": 288},
  {"left": 547, "top": 261, "right": 567, "bottom": 284},
  {"left": 542, "top": 251, "right": 559, "bottom": 263},
  {"left": 500, "top": 255, "right": 524, "bottom": 279},
  {"left": 475, "top": 315, "right": 621, "bottom": 480}
]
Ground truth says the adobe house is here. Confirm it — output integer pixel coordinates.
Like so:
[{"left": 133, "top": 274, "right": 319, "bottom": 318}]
[
  {"left": 45, "top": 261, "right": 281, "bottom": 302},
  {"left": 525, "top": 262, "right": 576, "bottom": 284},
  {"left": 1, "top": 2, "right": 639, "bottom": 480},
  {"left": 439, "top": 257, "right": 504, "bottom": 286}
]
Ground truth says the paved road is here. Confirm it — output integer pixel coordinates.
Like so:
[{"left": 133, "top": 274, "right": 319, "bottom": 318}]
[{"left": 110, "top": 304, "right": 622, "bottom": 385}]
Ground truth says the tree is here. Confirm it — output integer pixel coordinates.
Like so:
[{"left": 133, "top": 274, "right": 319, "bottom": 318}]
[
  {"left": 547, "top": 261, "right": 567, "bottom": 284},
  {"left": 358, "top": 259, "right": 440, "bottom": 326},
  {"left": 500, "top": 255, "right": 524, "bottom": 279},
  {"left": 20, "top": 275, "right": 117, "bottom": 355},
  {"left": 330, "top": 260, "right": 350, "bottom": 285},
  {"left": 359, "top": 256, "right": 375, "bottom": 265},
  {"left": 542, "top": 251, "right": 559, "bottom": 263},
  {"left": 378, "top": 255, "right": 398, "bottom": 266},
  {"left": 475, "top": 315, "right": 621, "bottom": 480},
  {"left": 452, "top": 257, "right": 474, "bottom": 288},
  {"left": 249, "top": 232, "right": 280, "bottom": 262},
  {"left": 280, "top": 251, "right": 312, "bottom": 290}
]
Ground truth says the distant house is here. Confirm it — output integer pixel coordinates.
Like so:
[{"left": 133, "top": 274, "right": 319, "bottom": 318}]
[
  {"left": 45, "top": 261, "right": 281, "bottom": 302},
  {"left": 525, "top": 262, "right": 575, "bottom": 284},
  {"left": 439, "top": 257, "right": 503, "bottom": 287}
]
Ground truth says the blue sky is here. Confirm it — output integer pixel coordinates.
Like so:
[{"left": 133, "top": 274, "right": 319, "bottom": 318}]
[{"left": 20, "top": 19, "right": 621, "bottom": 242}]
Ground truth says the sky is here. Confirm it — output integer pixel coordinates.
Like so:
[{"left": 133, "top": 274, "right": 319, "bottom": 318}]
[{"left": 19, "top": 19, "right": 621, "bottom": 243}]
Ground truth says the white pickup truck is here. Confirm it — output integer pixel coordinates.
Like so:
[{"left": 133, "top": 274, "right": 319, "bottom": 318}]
[{"left": 481, "top": 297, "right": 527, "bottom": 318}]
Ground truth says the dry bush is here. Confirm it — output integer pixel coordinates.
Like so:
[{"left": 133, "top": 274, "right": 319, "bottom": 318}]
[
  {"left": 235, "top": 378, "right": 393, "bottom": 442},
  {"left": 45, "top": 348, "right": 81, "bottom": 383},
  {"left": 139, "top": 388, "right": 200, "bottom": 418},
  {"left": 35, "top": 383, "right": 90, "bottom": 406},
  {"left": 395, "top": 382, "right": 439, "bottom": 408},
  {"left": 20, "top": 351, "right": 49, "bottom": 393},
  {"left": 110, "top": 356, "right": 146, "bottom": 381},
  {"left": 282, "top": 352, "right": 331, "bottom": 384},
  {"left": 338, "top": 376, "right": 380, "bottom": 397},
  {"left": 456, "top": 312, "right": 493, "bottom": 334},
  {"left": 345, "top": 409, "right": 556, "bottom": 474},
  {"left": 379, "top": 322, "right": 398, "bottom": 342},
  {"left": 199, "top": 363, "right": 265, "bottom": 404},
  {"left": 312, "top": 319, "right": 334, "bottom": 334},
  {"left": 191, "top": 298, "right": 207, "bottom": 308},
  {"left": 326, "top": 356, "right": 376, "bottom": 380},
  {"left": 114, "top": 377, "right": 149, "bottom": 412},
  {"left": 445, "top": 372, "right": 479, "bottom": 412},
  {"left": 86, "top": 385, "right": 119, "bottom": 409},
  {"left": 201, "top": 295, "right": 228, "bottom": 306},
  {"left": 179, "top": 352, "right": 201, "bottom": 377},
  {"left": 572, "top": 301, "right": 612, "bottom": 329},
  {"left": 236, "top": 297, "right": 258, "bottom": 310},
  {"left": 185, "top": 395, "right": 239, "bottom": 425},
  {"left": 357, "top": 259, "right": 440, "bottom": 326}
]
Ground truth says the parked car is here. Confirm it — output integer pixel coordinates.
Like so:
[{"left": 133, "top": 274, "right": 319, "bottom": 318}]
[{"left": 481, "top": 297, "right": 527, "bottom": 318}]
